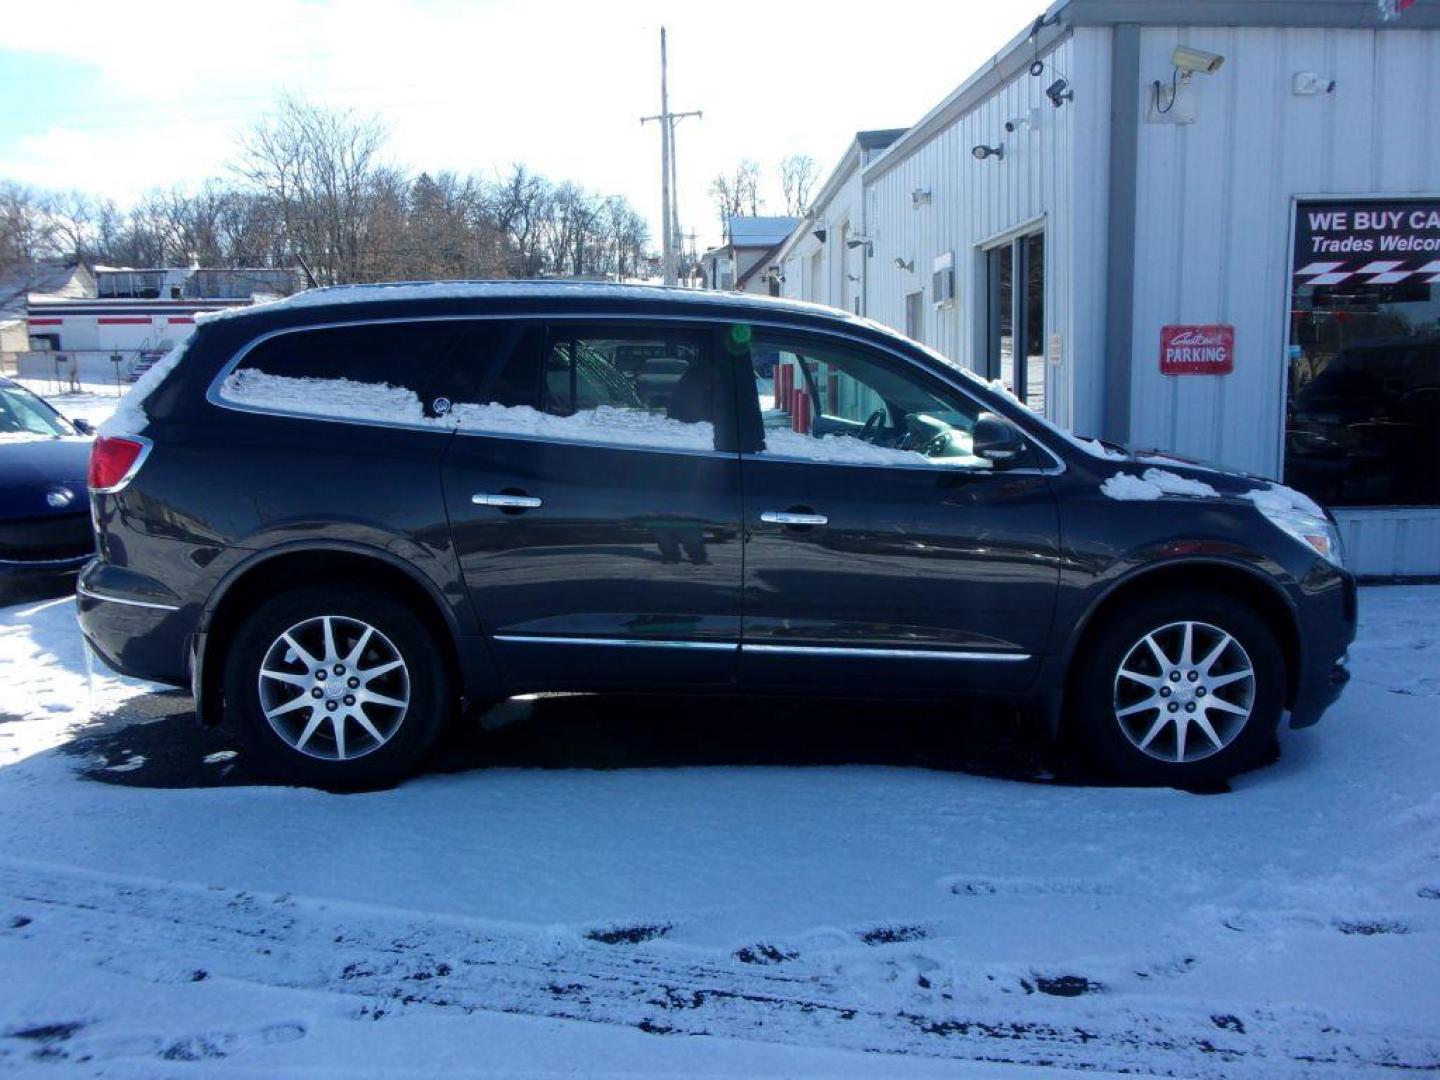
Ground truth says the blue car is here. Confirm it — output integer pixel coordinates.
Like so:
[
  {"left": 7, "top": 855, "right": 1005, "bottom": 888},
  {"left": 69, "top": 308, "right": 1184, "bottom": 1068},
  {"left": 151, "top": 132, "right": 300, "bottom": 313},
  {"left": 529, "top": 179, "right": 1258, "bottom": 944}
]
[{"left": 0, "top": 377, "right": 96, "bottom": 582}]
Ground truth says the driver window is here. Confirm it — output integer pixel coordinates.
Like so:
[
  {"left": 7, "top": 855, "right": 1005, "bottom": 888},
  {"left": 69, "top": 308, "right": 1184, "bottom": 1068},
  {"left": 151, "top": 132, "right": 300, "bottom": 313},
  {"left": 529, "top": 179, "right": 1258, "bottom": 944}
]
[{"left": 750, "top": 334, "right": 991, "bottom": 468}]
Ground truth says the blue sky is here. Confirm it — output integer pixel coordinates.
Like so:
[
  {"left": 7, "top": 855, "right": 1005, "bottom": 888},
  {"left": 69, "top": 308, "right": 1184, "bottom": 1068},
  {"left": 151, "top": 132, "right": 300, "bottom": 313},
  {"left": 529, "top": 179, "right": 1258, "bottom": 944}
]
[{"left": 1, "top": 0, "right": 1026, "bottom": 249}]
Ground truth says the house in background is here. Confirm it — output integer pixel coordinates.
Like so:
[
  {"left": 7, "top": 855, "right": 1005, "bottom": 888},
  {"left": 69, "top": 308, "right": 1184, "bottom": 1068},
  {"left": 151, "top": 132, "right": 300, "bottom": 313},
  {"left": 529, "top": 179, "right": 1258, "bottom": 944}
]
[
  {"left": 0, "top": 262, "right": 94, "bottom": 374},
  {"left": 700, "top": 216, "right": 800, "bottom": 295}
]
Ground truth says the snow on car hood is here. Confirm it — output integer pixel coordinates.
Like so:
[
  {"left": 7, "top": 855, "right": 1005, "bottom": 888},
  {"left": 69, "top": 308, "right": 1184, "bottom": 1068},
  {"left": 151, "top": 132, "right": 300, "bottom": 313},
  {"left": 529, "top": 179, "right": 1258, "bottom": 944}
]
[{"left": 1097, "top": 456, "right": 1325, "bottom": 515}]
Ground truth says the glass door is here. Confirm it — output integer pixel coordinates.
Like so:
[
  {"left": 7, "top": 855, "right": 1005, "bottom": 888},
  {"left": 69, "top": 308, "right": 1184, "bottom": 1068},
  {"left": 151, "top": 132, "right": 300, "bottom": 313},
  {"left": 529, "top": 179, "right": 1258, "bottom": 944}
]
[{"left": 984, "top": 230, "right": 1045, "bottom": 415}]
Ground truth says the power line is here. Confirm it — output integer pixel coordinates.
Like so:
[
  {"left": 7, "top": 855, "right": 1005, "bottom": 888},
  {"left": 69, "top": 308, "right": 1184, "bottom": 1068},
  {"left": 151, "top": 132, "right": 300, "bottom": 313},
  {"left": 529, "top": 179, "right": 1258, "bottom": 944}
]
[{"left": 639, "top": 27, "right": 700, "bottom": 287}]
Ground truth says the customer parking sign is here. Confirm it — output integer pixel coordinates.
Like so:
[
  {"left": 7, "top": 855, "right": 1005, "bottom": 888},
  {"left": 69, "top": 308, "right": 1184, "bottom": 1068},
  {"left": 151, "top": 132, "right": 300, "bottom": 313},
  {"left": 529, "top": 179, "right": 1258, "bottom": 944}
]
[{"left": 1160, "top": 324, "right": 1234, "bottom": 375}]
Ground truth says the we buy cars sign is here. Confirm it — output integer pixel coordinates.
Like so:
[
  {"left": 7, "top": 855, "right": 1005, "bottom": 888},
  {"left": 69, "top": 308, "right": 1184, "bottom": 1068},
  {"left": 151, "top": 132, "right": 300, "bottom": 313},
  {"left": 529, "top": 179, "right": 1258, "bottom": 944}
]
[{"left": 1160, "top": 324, "right": 1234, "bottom": 376}]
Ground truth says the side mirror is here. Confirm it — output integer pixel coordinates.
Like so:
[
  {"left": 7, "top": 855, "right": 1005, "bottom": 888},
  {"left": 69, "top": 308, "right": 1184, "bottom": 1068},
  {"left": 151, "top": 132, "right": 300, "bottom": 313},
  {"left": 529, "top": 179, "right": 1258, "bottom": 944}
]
[
  {"left": 72, "top": 418, "right": 95, "bottom": 436},
  {"left": 972, "top": 412, "right": 1025, "bottom": 464}
]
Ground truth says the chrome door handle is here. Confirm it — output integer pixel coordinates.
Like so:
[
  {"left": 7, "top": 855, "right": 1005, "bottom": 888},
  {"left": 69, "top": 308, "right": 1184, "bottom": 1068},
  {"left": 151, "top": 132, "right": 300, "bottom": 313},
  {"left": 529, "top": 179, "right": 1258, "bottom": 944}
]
[
  {"left": 472, "top": 493, "right": 543, "bottom": 509},
  {"left": 760, "top": 511, "right": 828, "bottom": 526}
]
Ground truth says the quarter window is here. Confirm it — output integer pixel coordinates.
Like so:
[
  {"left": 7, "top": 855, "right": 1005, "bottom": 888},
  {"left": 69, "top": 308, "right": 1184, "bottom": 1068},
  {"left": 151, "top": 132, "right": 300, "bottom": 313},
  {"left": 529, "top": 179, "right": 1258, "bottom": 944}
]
[
  {"left": 749, "top": 333, "right": 1000, "bottom": 468},
  {"left": 221, "top": 322, "right": 464, "bottom": 425}
]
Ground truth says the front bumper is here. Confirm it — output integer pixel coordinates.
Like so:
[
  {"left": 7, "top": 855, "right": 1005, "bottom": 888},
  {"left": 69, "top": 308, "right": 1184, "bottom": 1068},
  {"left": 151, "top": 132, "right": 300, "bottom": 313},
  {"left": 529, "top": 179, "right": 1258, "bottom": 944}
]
[
  {"left": 1287, "top": 572, "right": 1357, "bottom": 729},
  {"left": 0, "top": 511, "right": 94, "bottom": 579},
  {"left": 0, "top": 552, "right": 91, "bottom": 580}
]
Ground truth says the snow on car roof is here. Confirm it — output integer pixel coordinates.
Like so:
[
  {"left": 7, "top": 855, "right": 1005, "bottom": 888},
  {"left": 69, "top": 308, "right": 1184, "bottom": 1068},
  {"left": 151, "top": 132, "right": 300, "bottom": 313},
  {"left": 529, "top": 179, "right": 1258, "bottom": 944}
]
[{"left": 196, "top": 280, "right": 853, "bottom": 326}]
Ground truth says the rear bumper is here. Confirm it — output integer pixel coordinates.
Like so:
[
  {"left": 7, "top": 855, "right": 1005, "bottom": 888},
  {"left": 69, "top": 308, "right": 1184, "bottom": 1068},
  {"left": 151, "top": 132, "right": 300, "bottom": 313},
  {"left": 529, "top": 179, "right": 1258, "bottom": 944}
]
[{"left": 75, "top": 559, "right": 193, "bottom": 687}]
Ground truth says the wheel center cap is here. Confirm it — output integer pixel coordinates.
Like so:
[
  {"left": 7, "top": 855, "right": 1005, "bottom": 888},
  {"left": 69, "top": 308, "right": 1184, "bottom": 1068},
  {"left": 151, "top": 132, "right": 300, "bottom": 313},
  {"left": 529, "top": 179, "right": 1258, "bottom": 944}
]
[{"left": 324, "top": 680, "right": 346, "bottom": 701}]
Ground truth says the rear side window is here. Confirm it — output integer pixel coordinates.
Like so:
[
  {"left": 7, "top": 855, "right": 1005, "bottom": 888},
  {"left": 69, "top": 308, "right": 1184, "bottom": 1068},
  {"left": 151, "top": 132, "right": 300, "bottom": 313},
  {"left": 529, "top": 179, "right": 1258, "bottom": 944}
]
[
  {"left": 451, "top": 324, "right": 722, "bottom": 452},
  {"left": 220, "top": 322, "right": 465, "bottom": 425}
]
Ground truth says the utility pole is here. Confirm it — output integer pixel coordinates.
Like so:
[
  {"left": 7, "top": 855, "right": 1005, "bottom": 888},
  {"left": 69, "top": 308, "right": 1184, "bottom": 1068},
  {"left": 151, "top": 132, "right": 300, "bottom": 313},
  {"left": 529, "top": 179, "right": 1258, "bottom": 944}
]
[{"left": 641, "top": 27, "right": 700, "bottom": 287}]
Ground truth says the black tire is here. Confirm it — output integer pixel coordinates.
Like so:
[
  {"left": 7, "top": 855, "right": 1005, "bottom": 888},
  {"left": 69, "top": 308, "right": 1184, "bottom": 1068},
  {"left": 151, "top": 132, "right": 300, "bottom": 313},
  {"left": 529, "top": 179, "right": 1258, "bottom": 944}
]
[
  {"left": 1069, "top": 589, "right": 1286, "bottom": 787},
  {"left": 222, "top": 584, "right": 451, "bottom": 790}
]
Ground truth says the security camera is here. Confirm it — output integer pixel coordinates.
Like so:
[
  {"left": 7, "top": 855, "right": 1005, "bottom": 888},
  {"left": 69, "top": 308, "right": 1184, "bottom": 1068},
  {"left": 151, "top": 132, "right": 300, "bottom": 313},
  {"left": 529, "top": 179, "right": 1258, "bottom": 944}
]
[
  {"left": 846, "top": 235, "right": 871, "bottom": 250},
  {"left": 971, "top": 143, "right": 1004, "bottom": 161},
  {"left": 1045, "top": 78, "right": 1072, "bottom": 107},
  {"left": 1172, "top": 45, "right": 1224, "bottom": 75}
]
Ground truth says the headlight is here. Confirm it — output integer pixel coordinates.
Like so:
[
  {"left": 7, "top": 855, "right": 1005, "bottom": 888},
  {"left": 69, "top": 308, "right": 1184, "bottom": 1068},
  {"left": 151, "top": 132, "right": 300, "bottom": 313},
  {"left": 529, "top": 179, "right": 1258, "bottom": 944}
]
[{"left": 1255, "top": 502, "right": 1345, "bottom": 568}]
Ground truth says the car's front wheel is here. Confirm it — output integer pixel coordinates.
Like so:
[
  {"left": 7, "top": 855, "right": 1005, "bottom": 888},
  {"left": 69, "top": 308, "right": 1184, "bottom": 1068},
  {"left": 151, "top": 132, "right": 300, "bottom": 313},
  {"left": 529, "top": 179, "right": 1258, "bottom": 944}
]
[
  {"left": 1071, "top": 590, "right": 1286, "bottom": 786},
  {"left": 223, "top": 584, "right": 451, "bottom": 789}
]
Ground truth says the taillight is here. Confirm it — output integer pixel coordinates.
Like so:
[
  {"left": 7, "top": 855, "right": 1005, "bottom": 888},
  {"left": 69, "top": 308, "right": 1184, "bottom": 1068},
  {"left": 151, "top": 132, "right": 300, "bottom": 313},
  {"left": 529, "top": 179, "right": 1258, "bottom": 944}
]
[{"left": 88, "top": 435, "right": 151, "bottom": 493}]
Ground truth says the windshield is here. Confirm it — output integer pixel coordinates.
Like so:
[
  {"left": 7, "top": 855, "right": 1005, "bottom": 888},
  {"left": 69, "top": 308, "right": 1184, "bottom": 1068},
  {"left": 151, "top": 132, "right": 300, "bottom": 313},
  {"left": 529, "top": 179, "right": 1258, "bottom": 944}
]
[{"left": 0, "top": 385, "right": 74, "bottom": 437}]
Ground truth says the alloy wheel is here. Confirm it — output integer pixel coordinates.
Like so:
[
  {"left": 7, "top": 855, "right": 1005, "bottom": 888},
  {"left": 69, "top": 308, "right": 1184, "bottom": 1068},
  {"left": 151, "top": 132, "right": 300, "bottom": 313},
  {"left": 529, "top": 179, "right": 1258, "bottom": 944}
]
[
  {"left": 257, "top": 614, "right": 411, "bottom": 761},
  {"left": 1111, "top": 620, "right": 1256, "bottom": 764}
]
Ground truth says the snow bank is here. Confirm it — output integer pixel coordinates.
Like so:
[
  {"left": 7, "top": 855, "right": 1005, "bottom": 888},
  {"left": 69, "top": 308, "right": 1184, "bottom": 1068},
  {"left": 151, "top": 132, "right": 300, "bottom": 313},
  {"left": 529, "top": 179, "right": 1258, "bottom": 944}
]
[
  {"left": 98, "top": 340, "right": 190, "bottom": 437},
  {"left": 1100, "top": 468, "right": 1220, "bottom": 502}
]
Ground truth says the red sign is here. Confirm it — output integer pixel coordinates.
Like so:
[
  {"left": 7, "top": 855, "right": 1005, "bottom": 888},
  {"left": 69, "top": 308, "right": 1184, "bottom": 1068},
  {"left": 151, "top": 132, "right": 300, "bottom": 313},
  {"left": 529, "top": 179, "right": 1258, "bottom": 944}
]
[{"left": 1160, "top": 324, "right": 1234, "bottom": 375}]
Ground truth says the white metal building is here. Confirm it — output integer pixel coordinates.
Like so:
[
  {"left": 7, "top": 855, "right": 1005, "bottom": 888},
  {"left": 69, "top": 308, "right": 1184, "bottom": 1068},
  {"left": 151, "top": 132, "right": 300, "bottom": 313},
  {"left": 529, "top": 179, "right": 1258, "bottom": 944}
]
[{"left": 775, "top": 0, "right": 1440, "bottom": 578}]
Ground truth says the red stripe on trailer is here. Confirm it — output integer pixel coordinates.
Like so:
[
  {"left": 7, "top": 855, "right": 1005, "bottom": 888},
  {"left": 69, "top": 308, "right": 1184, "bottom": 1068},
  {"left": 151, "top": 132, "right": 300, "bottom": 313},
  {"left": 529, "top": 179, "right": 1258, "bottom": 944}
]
[
  {"left": 98, "top": 317, "right": 152, "bottom": 325},
  {"left": 29, "top": 318, "right": 62, "bottom": 325},
  {"left": 167, "top": 317, "right": 194, "bottom": 324}
]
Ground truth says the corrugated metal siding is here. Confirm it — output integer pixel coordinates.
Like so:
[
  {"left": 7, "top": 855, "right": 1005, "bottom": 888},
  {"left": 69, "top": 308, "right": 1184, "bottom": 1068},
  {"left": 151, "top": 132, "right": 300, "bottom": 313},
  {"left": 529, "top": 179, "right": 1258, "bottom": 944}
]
[
  {"left": 1128, "top": 25, "right": 1440, "bottom": 576},
  {"left": 854, "top": 30, "right": 1111, "bottom": 434},
  {"left": 1335, "top": 509, "right": 1440, "bottom": 580}
]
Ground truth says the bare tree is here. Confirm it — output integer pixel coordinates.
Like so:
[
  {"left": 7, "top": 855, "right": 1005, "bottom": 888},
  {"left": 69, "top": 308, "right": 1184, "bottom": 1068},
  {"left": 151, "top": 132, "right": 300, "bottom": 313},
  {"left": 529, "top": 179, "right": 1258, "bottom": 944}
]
[
  {"left": 0, "top": 183, "right": 55, "bottom": 270},
  {"left": 4, "top": 91, "right": 654, "bottom": 288},
  {"left": 487, "top": 164, "right": 551, "bottom": 277},
  {"left": 708, "top": 158, "right": 763, "bottom": 237},
  {"left": 234, "top": 93, "right": 388, "bottom": 285},
  {"left": 778, "top": 154, "right": 819, "bottom": 217}
]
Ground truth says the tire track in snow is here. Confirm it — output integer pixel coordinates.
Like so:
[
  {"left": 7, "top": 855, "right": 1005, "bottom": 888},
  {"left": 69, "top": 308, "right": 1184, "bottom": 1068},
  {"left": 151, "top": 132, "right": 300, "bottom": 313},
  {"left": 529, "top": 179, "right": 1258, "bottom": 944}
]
[{"left": 1, "top": 858, "right": 1436, "bottom": 1076}]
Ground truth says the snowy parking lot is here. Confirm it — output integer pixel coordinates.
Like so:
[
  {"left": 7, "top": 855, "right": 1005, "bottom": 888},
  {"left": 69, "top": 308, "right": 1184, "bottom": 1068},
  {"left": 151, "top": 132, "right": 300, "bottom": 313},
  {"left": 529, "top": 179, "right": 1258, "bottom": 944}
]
[{"left": 0, "top": 578, "right": 1437, "bottom": 1077}]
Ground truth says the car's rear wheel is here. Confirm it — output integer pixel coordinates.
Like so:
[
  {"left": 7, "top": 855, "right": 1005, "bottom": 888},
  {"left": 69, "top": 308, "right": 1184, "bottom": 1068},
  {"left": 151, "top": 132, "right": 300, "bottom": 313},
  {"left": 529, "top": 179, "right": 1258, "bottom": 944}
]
[
  {"left": 1070, "top": 590, "right": 1285, "bottom": 786},
  {"left": 223, "top": 584, "right": 451, "bottom": 790}
]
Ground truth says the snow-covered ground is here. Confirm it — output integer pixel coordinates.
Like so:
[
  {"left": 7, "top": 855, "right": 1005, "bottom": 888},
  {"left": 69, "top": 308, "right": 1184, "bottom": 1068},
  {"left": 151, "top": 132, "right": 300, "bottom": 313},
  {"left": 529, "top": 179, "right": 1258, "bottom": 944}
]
[{"left": 0, "top": 586, "right": 1437, "bottom": 1077}]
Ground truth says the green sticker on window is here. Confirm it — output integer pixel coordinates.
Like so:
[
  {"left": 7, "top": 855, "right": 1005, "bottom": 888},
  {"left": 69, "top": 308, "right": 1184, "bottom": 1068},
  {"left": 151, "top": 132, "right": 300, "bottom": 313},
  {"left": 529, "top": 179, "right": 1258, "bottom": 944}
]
[{"left": 729, "top": 323, "right": 753, "bottom": 347}]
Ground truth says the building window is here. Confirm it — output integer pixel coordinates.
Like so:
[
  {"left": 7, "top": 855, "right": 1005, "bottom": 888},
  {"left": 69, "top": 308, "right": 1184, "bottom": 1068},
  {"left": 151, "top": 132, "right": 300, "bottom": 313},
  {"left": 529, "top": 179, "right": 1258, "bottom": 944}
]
[
  {"left": 905, "top": 290, "right": 924, "bottom": 342},
  {"left": 1287, "top": 199, "right": 1440, "bottom": 507}
]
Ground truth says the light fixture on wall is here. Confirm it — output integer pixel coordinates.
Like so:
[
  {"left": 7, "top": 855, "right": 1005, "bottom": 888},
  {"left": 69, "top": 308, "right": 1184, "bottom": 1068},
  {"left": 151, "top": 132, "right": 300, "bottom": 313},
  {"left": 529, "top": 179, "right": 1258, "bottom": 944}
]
[
  {"left": 894, "top": 257, "right": 914, "bottom": 272},
  {"left": 911, "top": 187, "right": 931, "bottom": 207},
  {"left": 812, "top": 227, "right": 827, "bottom": 243},
  {"left": 971, "top": 143, "right": 1004, "bottom": 161},
  {"left": 846, "top": 234, "right": 873, "bottom": 255}
]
